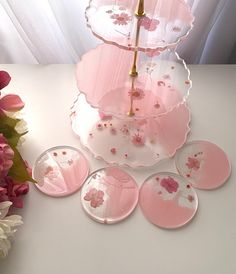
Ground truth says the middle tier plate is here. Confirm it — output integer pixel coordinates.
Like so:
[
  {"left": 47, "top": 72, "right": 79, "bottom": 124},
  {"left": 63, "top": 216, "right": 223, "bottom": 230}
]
[
  {"left": 76, "top": 44, "right": 191, "bottom": 120},
  {"left": 71, "top": 94, "right": 191, "bottom": 168}
]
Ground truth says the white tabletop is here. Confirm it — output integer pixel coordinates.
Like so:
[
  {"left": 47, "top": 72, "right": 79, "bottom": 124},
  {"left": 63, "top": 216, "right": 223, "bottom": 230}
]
[{"left": 0, "top": 64, "right": 235, "bottom": 274}]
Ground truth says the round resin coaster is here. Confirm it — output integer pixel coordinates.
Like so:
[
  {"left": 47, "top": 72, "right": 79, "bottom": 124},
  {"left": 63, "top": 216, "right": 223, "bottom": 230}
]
[
  {"left": 81, "top": 167, "right": 139, "bottom": 224},
  {"left": 175, "top": 141, "right": 231, "bottom": 190},
  {"left": 139, "top": 172, "right": 198, "bottom": 229},
  {"left": 33, "top": 146, "right": 89, "bottom": 197}
]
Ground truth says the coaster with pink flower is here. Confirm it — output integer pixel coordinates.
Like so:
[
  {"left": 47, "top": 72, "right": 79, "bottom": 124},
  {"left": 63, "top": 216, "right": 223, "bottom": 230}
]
[
  {"left": 175, "top": 141, "right": 231, "bottom": 190},
  {"left": 139, "top": 172, "right": 198, "bottom": 229},
  {"left": 81, "top": 167, "right": 139, "bottom": 224},
  {"left": 33, "top": 146, "right": 89, "bottom": 197}
]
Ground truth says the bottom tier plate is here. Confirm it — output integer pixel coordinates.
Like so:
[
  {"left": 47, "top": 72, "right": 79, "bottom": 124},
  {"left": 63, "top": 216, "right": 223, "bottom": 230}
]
[{"left": 70, "top": 94, "right": 191, "bottom": 168}]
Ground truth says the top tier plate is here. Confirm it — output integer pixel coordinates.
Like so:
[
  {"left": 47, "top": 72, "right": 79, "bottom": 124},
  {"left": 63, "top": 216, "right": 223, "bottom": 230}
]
[{"left": 86, "top": 0, "right": 194, "bottom": 52}]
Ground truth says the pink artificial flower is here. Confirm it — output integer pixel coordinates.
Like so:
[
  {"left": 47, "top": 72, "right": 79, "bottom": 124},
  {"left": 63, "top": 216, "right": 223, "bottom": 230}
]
[
  {"left": 160, "top": 177, "right": 179, "bottom": 194},
  {"left": 84, "top": 188, "right": 104, "bottom": 208},
  {"left": 186, "top": 157, "right": 200, "bottom": 171},
  {"left": 0, "top": 134, "right": 14, "bottom": 178},
  {"left": 140, "top": 16, "right": 160, "bottom": 31},
  {"left": 131, "top": 133, "right": 145, "bottom": 146},
  {"left": 0, "top": 177, "right": 29, "bottom": 208},
  {"left": 128, "top": 88, "right": 145, "bottom": 100},
  {"left": 111, "top": 13, "right": 131, "bottom": 25},
  {"left": 0, "top": 94, "right": 25, "bottom": 113},
  {"left": 0, "top": 71, "right": 11, "bottom": 90},
  {"left": 0, "top": 71, "right": 24, "bottom": 114}
]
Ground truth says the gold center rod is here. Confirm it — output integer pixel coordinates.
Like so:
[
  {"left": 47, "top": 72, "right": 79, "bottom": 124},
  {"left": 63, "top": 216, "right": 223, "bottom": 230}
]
[{"left": 127, "top": 0, "right": 146, "bottom": 117}]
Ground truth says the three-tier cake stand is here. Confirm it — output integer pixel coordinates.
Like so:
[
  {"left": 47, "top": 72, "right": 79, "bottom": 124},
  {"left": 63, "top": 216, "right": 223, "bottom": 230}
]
[{"left": 71, "top": 0, "right": 194, "bottom": 168}]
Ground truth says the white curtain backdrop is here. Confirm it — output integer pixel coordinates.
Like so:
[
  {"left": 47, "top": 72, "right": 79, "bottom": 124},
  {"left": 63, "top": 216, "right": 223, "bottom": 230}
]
[{"left": 0, "top": 0, "right": 235, "bottom": 64}]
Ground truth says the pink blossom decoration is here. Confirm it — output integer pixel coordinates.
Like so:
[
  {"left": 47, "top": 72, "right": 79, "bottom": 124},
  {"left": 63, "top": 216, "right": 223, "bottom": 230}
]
[
  {"left": 84, "top": 188, "right": 104, "bottom": 208},
  {"left": 0, "top": 134, "right": 14, "bottom": 178},
  {"left": 140, "top": 16, "right": 160, "bottom": 31},
  {"left": 186, "top": 157, "right": 200, "bottom": 171},
  {"left": 160, "top": 177, "right": 179, "bottom": 194},
  {"left": 110, "top": 148, "right": 117, "bottom": 154},
  {"left": 0, "top": 71, "right": 11, "bottom": 90},
  {"left": 172, "top": 26, "right": 181, "bottom": 32},
  {"left": 188, "top": 195, "right": 195, "bottom": 203},
  {"left": 0, "top": 94, "right": 25, "bottom": 113},
  {"left": 128, "top": 88, "right": 145, "bottom": 100},
  {"left": 111, "top": 13, "right": 131, "bottom": 25},
  {"left": 132, "top": 133, "right": 145, "bottom": 147}
]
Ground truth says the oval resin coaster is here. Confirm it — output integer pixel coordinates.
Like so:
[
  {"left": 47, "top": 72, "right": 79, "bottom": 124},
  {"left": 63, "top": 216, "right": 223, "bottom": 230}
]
[
  {"left": 81, "top": 167, "right": 139, "bottom": 224},
  {"left": 33, "top": 146, "right": 89, "bottom": 197},
  {"left": 175, "top": 141, "right": 231, "bottom": 190},
  {"left": 139, "top": 172, "right": 198, "bottom": 229}
]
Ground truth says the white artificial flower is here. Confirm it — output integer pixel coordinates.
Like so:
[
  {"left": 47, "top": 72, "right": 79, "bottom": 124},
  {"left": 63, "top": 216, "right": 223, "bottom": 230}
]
[{"left": 0, "top": 201, "right": 23, "bottom": 258}]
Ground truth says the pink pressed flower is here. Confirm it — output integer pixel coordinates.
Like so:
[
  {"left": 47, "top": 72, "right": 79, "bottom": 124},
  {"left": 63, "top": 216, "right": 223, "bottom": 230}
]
[
  {"left": 186, "top": 157, "right": 200, "bottom": 171},
  {"left": 140, "top": 16, "right": 159, "bottom": 31},
  {"left": 84, "top": 188, "right": 104, "bottom": 208},
  {"left": 128, "top": 88, "right": 145, "bottom": 100},
  {"left": 0, "top": 71, "right": 11, "bottom": 90},
  {"left": 160, "top": 177, "right": 179, "bottom": 194},
  {"left": 111, "top": 13, "right": 131, "bottom": 25},
  {"left": 188, "top": 195, "right": 194, "bottom": 203},
  {"left": 0, "top": 134, "right": 14, "bottom": 177},
  {"left": 132, "top": 133, "right": 145, "bottom": 146},
  {"left": 110, "top": 148, "right": 117, "bottom": 154},
  {"left": 0, "top": 94, "right": 25, "bottom": 113},
  {"left": 158, "top": 81, "right": 165, "bottom": 87},
  {"left": 172, "top": 26, "right": 181, "bottom": 32}
]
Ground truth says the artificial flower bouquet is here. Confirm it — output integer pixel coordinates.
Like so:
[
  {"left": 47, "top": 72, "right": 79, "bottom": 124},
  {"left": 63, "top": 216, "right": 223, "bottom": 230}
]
[{"left": 0, "top": 70, "right": 34, "bottom": 258}]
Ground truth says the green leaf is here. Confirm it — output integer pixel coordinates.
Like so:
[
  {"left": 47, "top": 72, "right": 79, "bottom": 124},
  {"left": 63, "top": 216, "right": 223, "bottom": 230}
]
[
  {"left": 0, "top": 115, "right": 20, "bottom": 128},
  {"left": 8, "top": 147, "right": 36, "bottom": 184},
  {"left": 0, "top": 115, "right": 24, "bottom": 147}
]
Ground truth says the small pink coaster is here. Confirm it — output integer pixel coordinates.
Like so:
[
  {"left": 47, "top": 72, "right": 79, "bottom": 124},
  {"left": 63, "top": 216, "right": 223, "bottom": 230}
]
[
  {"left": 175, "top": 141, "right": 231, "bottom": 190},
  {"left": 139, "top": 172, "right": 198, "bottom": 229},
  {"left": 81, "top": 167, "right": 139, "bottom": 224},
  {"left": 33, "top": 146, "right": 89, "bottom": 197}
]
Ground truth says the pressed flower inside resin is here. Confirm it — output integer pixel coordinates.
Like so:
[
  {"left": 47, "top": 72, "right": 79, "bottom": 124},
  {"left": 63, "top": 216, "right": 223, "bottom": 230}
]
[
  {"left": 81, "top": 167, "right": 139, "bottom": 224},
  {"left": 33, "top": 146, "right": 89, "bottom": 197},
  {"left": 175, "top": 141, "right": 231, "bottom": 190},
  {"left": 139, "top": 172, "right": 198, "bottom": 229},
  {"left": 111, "top": 13, "right": 131, "bottom": 25}
]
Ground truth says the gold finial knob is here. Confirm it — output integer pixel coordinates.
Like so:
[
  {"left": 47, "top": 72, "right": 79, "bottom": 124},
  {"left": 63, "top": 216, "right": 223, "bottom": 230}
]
[{"left": 135, "top": 0, "right": 145, "bottom": 17}]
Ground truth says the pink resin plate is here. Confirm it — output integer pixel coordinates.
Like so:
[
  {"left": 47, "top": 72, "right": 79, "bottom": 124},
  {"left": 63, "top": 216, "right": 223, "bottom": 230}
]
[
  {"left": 175, "top": 141, "right": 231, "bottom": 190},
  {"left": 86, "top": 0, "right": 194, "bottom": 52},
  {"left": 77, "top": 44, "right": 191, "bottom": 119},
  {"left": 139, "top": 172, "right": 198, "bottom": 229},
  {"left": 71, "top": 94, "right": 191, "bottom": 168},
  {"left": 81, "top": 167, "right": 139, "bottom": 224},
  {"left": 33, "top": 146, "right": 89, "bottom": 197}
]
